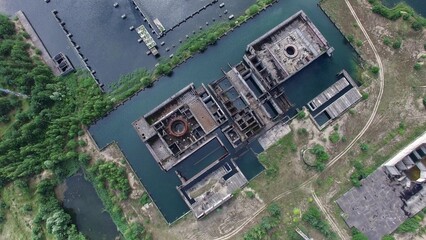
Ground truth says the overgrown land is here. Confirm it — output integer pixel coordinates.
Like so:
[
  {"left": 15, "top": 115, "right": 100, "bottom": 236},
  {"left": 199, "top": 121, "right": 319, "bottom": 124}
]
[{"left": 0, "top": 0, "right": 425, "bottom": 239}]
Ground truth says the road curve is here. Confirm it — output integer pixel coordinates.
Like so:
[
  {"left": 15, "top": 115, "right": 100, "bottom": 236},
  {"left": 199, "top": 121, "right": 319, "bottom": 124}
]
[{"left": 213, "top": 0, "right": 385, "bottom": 239}]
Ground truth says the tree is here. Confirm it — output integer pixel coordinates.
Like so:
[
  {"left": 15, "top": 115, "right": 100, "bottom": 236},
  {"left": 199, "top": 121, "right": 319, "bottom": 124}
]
[
  {"left": 46, "top": 210, "right": 72, "bottom": 239},
  {"left": 370, "top": 66, "right": 380, "bottom": 75},
  {"left": 267, "top": 203, "right": 281, "bottom": 218},
  {"left": 0, "top": 15, "right": 15, "bottom": 38}
]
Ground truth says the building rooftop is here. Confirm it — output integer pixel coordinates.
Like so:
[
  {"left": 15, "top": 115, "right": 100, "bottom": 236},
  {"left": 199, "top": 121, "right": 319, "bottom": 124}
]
[
  {"left": 245, "top": 10, "right": 332, "bottom": 87},
  {"left": 337, "top": 132, "right": 426, "bottom": 240},
  {"left": 133, "top": 84, "right": 227, "bottom": 171}
]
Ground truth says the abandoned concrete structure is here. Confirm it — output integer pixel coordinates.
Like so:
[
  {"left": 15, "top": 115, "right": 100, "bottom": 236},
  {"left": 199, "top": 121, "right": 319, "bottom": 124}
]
[
  {"left": 134, "top": 11, "right": 337, "bottom": 219},
  {"left": 133, "top": 84, "right": 227, "bottom": 171},
  {"left": 337, "top": 132, "right": 426, "bottom": 240},
  {"left": 178, "top": 158, "right": 248, "bottom": 219}
]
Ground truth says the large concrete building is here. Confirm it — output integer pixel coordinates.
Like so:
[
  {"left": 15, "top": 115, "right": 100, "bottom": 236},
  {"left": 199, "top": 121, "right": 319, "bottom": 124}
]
[{"left": 337, "top": 132, "right": 426, "bottom": 240}]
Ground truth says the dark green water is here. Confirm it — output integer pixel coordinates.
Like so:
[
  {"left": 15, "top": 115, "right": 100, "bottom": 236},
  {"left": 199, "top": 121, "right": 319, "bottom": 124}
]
[
  {"left": 382, "top": 0, "right": 426, "bottom": 16},
  {"left": 62, "top": 171, "right": 120, "bottom": 240},
  {"left": 89, "top": 0, "right": 359, "bottom": 223}
]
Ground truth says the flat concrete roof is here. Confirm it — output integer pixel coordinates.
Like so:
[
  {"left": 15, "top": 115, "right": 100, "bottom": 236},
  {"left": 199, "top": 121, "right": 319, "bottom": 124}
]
[{"left": 336, "top": 168, "right": 407, "bottom": 240}]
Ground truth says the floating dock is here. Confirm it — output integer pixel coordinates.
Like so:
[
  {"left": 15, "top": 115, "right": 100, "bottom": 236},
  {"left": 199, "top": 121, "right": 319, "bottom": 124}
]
[
  {"left": 136, "top": 25, "right": 159, "bottom": 56},
  {"left": 325, "top": 88, "right": 361, "bottom": 119}
]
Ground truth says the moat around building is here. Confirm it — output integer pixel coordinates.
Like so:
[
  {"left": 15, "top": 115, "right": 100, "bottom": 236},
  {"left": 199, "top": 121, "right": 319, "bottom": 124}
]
[{"left": 133, "top": 11, "right": 361, "bottom": 219}]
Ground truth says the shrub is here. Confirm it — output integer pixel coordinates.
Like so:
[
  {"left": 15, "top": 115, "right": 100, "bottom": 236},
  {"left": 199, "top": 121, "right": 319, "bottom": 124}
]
[
  {"left": 297, "top": 128, "right": 308, "bottom": 136},
  {"left": 356, "top": 39, "right": 363, "bottom": 47},
  {"left": 246, "top": 5, "right": 260, "bottom": 16},
  {"left": 361, "top": 91, "right": 369, "bottom": 100},
  {"left": 267, "top": 203, "right": 281, "bottom": 218},
  {"left": 382, "top": 235, "right": 395, "bottom": 240},
  {"left": 302, "top": 206, "right": 337, "bottom": 239},
  {"left": 360, "top": 143, "right": 369, "bottom": 152},
  {"left": 392, "top": 39, "right": 402, "bottom": 49},
  {"left": 139, "top": 192, "right": 151, "bottom": 206},
  {"left": 329, "top": 131, "right": 340, "bottom": 143},
  {"left": 397, "top": 217, "right": 421, "bottom": 233},
  {"left": 370, "top": 66, "right": 380, "bottom": 74},
  {"left": 310, "top": 144, "right": 330, "bottom": 171},
  {"left": 21, "top": 31, "right": 30, "bottom": 39},
  {"left": 414, "top": 63, "right": 422, "bottom": 70},
  {"left": 0, "top": 15, "right": 15, "bottom": 38},
  {"left": 383, "top": 36, "right": 392, "bottom": 46},
  {"left": 245, "top": 191, "right": 255, "bottom": 199},
  {"left": 351, "top": 228, "right": 368, "bottom": 240},
  {"left": 423, "top": 96, "right": 426, "bottom": 106},
  {"left": 347, "top": 34, "right": 354, "bottom": 43},
  {"left": 350, "top": 161, "right": 368, "bottom": 187},
  {"left": 89, "top": 161, "right": 131, "bottom": 199},
  {"left": 412, "top": 21, "right": 423, "bottom": 31},
  {"left": 296, "top": 109, "right": 306, "bottom": 119}
]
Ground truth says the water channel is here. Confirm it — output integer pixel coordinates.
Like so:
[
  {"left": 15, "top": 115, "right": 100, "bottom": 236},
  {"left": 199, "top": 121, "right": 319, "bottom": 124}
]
[
  {"left": 382, "top": 0, "right": 426, "bottom": 17},
  {"left": 2, "top": 0, "right": 422, "bottom": 235}
]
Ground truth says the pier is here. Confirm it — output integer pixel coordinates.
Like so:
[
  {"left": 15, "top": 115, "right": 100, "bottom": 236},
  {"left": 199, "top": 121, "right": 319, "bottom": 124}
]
[{"left": 136, "top": 25, "right": 159, "bottom": 56}]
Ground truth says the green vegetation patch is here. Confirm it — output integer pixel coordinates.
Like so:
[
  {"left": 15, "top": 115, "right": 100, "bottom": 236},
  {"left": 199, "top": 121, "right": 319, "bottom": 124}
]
[
  {"left": 309, "top": 144, "right": 330, "bottom": 171},
  {"left": 368, "top": 0, "right": 426, "bottom": 31},
  {"left": 85, "top": 163, "right": 152, "bottom": 240},
  {"left": 88, "top": 161, "right": 131, "bottom": 200},
  {"left": 302, "top": 205, "right": 337, "bottom": 239},
  {"left": 397, "top": 211, "right": 424, "bottom": 233},
  {"left": 328, "top": 131, "right": 340, "bottom": 144},
  {"left": 351, "top": 228, "right": 368, "bottom": 240},
  {"left": 258, "top": 133, "right": 297, "bottom": 179},
  {"left": 243, "top": 203, "right": 282, "bottom": 240}
]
